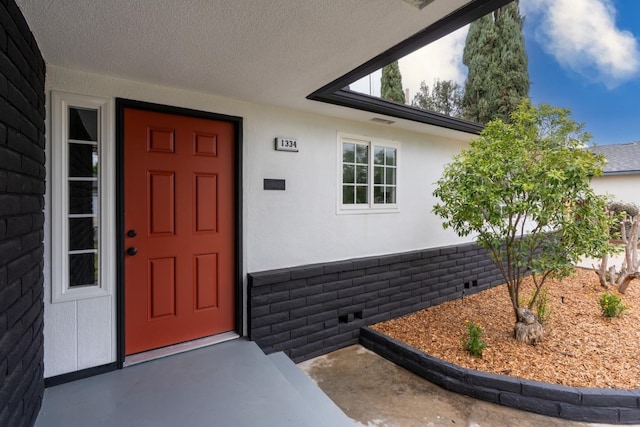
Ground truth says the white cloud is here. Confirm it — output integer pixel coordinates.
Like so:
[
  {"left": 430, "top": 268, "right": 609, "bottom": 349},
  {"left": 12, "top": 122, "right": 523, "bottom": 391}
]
[
  {"left": 399, "top": 25, "right": 469, "bottom": 101},
  {"left": 349, "top": 26, "right": 468, "bottom": 101},
  {"left": 521, "top": 0, "right": 640, "bottom": 88}
]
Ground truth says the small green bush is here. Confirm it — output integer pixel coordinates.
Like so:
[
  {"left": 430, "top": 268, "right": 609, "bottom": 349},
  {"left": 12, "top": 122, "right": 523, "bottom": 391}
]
[
  {"left": 462, "top": 321, "right": 487, "bottom": 357},
  {"left": 599, "top": 293, "right": 627, "bottom": 318},
  {"left": 535, "top": 287, "right": 552, "bottom": 324}
]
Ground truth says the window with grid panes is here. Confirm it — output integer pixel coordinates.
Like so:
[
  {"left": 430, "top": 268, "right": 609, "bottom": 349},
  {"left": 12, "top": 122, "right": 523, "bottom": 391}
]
[
  {"left": 340, "top": 135, "right": 399, "bottom": 211},
  {"left": 51, "top": 92, "right": 113, "bottom": 302}
]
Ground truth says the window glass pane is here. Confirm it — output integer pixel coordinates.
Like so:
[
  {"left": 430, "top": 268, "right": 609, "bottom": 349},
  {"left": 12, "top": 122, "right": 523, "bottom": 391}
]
[
  {"left": 356, "top": 144, "right": 369, "bottom": 164},
  {"left": 356, "top": 165, "right": 368, "bottom": 184},
  {"left": 343, "top": 143, "right": 355, "bottom": 163},
  {"left": 374, "top": 166, "right": 384, "bottom": 184},
  {"left": 386, "top": 187, "right": 396, "bottom": 204},
  {"left": 69, "top": 181, "right": 97, "bottom": 214},
  {"left": 343, "top": 164, "right": 355, "bottom": 184},
  {"left": 69, "top": 108, "right": 98, "bottom": 141},
  {"left": 386, "top": 167, "right": 396, "bottom": 185},
  {"left": 373, "top": 186, "right": 384, "bottom": 204},
  {"left": 385, "top": 148, "right": 396, "bottom": 166},
  {"left": 343, "top": 185, "right": 355, "bottom": 204},
  {"left": 69, "top": 143, "right": 98, "bottom": 177},
  {"left": 356, "top": 186, "right": 368, "bottom": 204},
  {"left": 69, "top": 218, "right": 97, "bottom": 250},
  {"left": 69, "top": 253, "right": 97, "bottom": 287},
  {"left": 374, "top": 146, "right": 385, "bottom": 165}
]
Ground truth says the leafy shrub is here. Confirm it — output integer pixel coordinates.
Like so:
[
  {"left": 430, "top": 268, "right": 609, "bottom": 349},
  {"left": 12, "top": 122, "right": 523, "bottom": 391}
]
[
  {"left": 462, "top": 321, "right": 487, "bottom": 357},
  {"left": 599, "top": 293, "right": 627, "bottom": 318}
]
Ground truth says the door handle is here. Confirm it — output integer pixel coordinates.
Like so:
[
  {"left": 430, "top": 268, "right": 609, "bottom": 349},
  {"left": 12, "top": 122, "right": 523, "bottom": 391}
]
[{"left": 127, "top": 247, "right": 138, "bottom": 256}]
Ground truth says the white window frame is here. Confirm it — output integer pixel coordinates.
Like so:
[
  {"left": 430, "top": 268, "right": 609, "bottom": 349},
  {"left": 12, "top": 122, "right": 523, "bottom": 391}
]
[
  {"left": 51, "top": 91, "right": 114, "bottom": 303},
  {"left": 337, "top": 133, "right": 400, "bottom": 214}
]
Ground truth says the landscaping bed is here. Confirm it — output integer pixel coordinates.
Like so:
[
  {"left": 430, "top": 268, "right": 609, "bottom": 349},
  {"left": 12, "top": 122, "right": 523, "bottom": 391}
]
[{"left": 372, "top": 268, "right": 640, "bottom": 390}]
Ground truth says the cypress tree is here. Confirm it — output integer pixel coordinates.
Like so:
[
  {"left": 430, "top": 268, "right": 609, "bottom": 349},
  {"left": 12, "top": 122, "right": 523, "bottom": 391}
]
[
  {"left": 462, "top": 13, "right": 496, "bottom": 124},
  {"left": 380, "top": 61, "right": 406, "bottom": 103},
  {"left": 493, "top": 2, "right": 530, "bottom": 122},
  {"left": 462, "top": 1, "right": 529, "bottom": 124}
]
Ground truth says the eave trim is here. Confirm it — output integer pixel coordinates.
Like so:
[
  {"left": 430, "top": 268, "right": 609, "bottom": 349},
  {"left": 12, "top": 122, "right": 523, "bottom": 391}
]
[{"left": 307, "top": 0, "right": 514, "bottom": 135}]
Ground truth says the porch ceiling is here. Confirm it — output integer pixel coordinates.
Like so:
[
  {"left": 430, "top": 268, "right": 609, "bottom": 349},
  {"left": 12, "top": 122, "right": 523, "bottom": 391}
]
[{"left": 16, "top": 0, "right": 473, "bottom": 134}]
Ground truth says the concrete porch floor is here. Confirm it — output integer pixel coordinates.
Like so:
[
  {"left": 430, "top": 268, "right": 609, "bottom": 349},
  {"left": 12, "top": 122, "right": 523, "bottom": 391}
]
[
  {"left": 35, "top": 339, "right": 351, "bottom": 427},
  {"left": 299, "top": 345, "right": 626, "bottom": 427}
]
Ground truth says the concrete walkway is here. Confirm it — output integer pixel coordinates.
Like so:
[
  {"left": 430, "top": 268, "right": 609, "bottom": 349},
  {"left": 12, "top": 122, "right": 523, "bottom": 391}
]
[{"left": 299, "top": 345, "right": 628, "bottom": 427}]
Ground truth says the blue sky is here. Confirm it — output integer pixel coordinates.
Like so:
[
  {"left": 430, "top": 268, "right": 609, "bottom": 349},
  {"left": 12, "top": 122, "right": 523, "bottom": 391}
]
[
  {"left": 351, "top": 0, "right": 640, "bottom": 146},
  {"left": 523, "top": 0, "right": 640, "bottom": 145}
]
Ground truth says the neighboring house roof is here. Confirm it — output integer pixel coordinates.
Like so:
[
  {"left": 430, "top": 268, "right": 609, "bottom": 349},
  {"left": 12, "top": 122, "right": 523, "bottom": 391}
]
[{"left": 590, "top": 142, "right": 640, "bottom": 175}]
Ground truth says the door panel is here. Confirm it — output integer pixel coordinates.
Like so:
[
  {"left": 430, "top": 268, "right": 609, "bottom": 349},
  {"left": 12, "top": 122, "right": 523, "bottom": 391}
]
[{"left": 124, "top": 108, "right": 235, "bottom": 355}]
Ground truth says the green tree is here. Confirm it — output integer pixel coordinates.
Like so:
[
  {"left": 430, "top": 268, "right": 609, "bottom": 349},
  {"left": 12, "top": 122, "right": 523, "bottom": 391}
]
[
  {"left": 380, "top": 61, "right": 406, "bottom": 103},
  {"left": 461, "top": 12, "right": 496, "bottom": 123},
  {"left": 412, "top": 79, "right": 463, "bottom": 117},
  {"left": 462, "top": 1, "right": 529, "bottom": 124},
  {"left": 433, "top": 100, "right": 614, "bottom": 344}
]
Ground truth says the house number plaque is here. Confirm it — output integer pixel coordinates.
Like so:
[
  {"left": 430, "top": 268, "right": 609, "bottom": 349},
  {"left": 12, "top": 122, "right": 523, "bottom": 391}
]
[{"left": 275, "top": 137, "right": 299, "bottom": 152}]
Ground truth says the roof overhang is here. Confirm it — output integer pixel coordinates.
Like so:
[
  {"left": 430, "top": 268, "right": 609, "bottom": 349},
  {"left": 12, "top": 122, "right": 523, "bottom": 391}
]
[{"left": 16, "top": 0, "right": 510, "bottom": 136}]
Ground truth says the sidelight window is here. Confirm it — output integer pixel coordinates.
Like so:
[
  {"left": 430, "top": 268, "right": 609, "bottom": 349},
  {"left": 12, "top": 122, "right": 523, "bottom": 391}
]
[{"left": 51, "top": 92, "right": 114, "bottom": 302}]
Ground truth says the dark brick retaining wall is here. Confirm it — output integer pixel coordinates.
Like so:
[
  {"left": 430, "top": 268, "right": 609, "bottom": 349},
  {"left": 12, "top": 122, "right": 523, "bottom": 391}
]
[
  {"left": 0, "top": 1, "right": 46, "bottom": 426},
  {"left": 361, "top": 327, "right": 640, "bottom": 424},
  {"left": 248, "top": 242, "right": 504, "bottom": 362}
]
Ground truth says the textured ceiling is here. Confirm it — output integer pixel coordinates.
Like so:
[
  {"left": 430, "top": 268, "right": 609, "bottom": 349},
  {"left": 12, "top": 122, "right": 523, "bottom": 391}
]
[{"left": 16, "top": 0, "right": 472, "bottom": 126}]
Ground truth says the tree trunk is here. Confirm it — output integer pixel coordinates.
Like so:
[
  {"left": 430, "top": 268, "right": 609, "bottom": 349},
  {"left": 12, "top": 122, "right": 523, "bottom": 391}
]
[
  {"left": 514, "top": 308, "right": 543, "bottom": 345},
  {"left": 597, "top": 253, "right": 609, "bottom": 288},
  {"left": 619, "top": 272, "right": 640, "bottom": 294},
  {"left": 615, "top": 214, "right": 640, "bottom": 294}
]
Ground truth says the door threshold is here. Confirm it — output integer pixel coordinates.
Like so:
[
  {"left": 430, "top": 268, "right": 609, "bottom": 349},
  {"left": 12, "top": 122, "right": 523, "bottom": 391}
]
[{"left": 123, "top": 331, "right": 240, "bottom": 367}]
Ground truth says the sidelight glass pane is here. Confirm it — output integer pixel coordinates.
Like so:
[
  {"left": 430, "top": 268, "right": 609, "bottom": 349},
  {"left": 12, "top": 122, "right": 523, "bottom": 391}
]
[
  {"left": 342, "top": 143, "right": 355, "bottom": 163},
  {"left": 69, "top": 253, "right": 98, "bottom": 287},
  {"left": 69, "top": 181, "right": 97, "bottom": 214},
  {"left": 69, "top": 143, "right": 98, "bottom": 177},
  {"left": 69, "top": 218, "right": 97, "bottom": 250},
  {"left": 69, "top": 108, "right": 98, "bottom": 141}
]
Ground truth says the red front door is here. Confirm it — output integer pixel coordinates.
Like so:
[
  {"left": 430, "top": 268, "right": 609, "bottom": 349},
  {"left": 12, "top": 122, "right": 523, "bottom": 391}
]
[{"left": 124, "top": 108, "right": 235, "bottom": 355}]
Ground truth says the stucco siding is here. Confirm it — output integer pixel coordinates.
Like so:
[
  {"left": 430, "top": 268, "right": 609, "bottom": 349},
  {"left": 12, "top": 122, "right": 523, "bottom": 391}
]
[
  {"left": 591, "top": 175, "right": 640, "bottom": 206},
  {"left": 43, "top": 65, "right": 474, "bottom": 377}
]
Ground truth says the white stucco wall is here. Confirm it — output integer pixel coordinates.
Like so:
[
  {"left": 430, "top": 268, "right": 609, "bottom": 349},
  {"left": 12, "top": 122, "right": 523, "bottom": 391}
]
[
  {"left": 591, "top": 175, "right": 640, "bottom": 206},
  {"left": 43, "top": 66, "right": 474, "bottom": 377}
]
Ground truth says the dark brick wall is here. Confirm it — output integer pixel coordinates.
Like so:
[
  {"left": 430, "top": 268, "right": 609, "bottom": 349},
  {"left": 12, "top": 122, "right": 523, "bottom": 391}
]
[
  {"left": 0, "top": 1, "right": 46, "bottom": 426},
  {"left": 248, "top": 242, "right": 503, "bottom": 362},
  {"left": 361, "top": 327, "right": 640, "bottom": 424}
]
